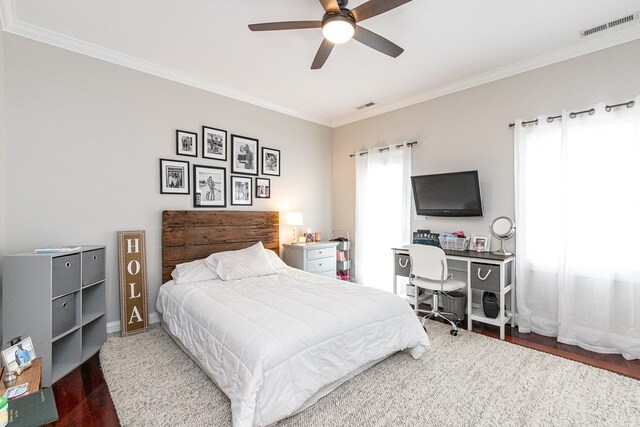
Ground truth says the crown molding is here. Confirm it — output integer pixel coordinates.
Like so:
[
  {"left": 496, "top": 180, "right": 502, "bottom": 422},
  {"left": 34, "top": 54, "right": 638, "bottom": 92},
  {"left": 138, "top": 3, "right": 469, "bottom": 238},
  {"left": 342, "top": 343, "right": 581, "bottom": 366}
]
[
  {"left": 0, "top": 0, "right": 332, "bottom": 127},
  {"left": 2, "top": 0, "right": 640, "bottom": 129},
  {"left": 329, "top": 24, "right": 640, "bottom": 127},
  {"left": 0, "top": 0, "right": 16, "bottom": 30}
]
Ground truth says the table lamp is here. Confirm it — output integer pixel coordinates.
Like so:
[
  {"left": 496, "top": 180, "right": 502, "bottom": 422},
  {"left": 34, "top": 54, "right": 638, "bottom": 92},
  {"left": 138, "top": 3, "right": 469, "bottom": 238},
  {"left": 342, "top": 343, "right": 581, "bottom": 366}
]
[{"left": 285, "top": 212, "right": 303, "bottom": 244}]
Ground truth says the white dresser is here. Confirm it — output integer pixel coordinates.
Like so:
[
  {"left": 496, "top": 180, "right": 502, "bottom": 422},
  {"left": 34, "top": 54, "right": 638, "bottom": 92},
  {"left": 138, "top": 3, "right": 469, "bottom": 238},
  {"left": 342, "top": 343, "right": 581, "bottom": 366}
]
[{"left": 283, "top": 242, "right": 338, "bottom": 278}]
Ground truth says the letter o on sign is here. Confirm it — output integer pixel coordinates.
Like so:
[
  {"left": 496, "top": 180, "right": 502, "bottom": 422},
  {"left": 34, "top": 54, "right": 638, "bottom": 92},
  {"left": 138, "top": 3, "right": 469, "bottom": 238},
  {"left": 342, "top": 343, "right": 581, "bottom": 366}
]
[{"left": 127, "top": 260, "right": 141, "bottom": 276}]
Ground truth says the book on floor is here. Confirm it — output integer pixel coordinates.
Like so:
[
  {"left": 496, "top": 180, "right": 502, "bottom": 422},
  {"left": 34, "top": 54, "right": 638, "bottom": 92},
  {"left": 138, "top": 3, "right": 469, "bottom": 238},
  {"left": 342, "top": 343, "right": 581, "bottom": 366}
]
[{"left": 8, "top": 388, "right": 58, "bottom": 426}]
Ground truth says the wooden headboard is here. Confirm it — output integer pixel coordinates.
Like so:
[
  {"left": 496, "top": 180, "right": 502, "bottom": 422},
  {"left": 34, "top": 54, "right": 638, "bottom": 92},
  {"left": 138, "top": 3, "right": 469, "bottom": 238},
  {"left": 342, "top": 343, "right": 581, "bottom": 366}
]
[{"left": 162, "top": 210, "right": 280, "bottom": 282}]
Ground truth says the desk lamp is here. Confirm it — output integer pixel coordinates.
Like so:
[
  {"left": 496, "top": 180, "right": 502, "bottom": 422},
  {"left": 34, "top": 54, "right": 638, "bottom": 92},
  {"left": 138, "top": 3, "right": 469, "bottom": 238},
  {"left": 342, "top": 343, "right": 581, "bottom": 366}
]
[{"left": 285, "top": 212, "right": 303, "bottom": 244}]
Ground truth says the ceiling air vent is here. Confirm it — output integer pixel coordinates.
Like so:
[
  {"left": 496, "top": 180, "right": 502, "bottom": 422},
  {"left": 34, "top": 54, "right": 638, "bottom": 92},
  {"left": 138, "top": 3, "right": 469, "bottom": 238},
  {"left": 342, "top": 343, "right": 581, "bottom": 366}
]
[
  {"left": 580, "top": 11, "right": 639, "bottom": 37},
  {"left": 356, "top": 102, "right": 376, "bottom": 111}
]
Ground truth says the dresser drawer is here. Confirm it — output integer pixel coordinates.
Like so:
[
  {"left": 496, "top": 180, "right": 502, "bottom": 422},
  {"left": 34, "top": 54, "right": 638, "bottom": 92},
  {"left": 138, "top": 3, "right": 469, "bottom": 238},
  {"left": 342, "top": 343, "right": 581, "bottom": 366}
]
[
  {"left": 306, "top": 247, "right": 334, "bottom": 260},
  {"left": 316, "top": 270, "right": 337, "bottom": 279},
  {"left": 82, "top": 248, "right": 106, "bottom": 286},
  {"left": 470, "top": 262, "right": 512, "bottom": 293},
  {"left": 52, "top": 254, "right": 81, "bottom": 298},
  {"left": 307, "top": 256, "right": 335, "bottom": 273}
]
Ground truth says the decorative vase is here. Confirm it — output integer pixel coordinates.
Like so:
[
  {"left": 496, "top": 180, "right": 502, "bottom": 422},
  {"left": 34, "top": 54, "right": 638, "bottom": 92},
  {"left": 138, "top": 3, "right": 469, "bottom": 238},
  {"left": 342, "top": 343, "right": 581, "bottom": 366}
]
[{"left": 2, "top": 371, "right": 17, "bottom": 388}]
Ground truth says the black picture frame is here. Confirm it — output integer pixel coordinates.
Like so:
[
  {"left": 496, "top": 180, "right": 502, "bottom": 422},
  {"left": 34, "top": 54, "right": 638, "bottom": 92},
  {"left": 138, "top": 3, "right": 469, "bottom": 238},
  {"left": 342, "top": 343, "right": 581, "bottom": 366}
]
[
  {"left": 256, "top": 177, "right": 271, "bottom": 199},
  {"left": 231, "top": 134, "right": 259, "bottom": 176},
  {"left": 159, "top": 158, "right": 190, "bottom": 195},
  {"left": 176, "top": 130, "right": 197, "bottom": 157},
  {"left": 202, "top": 126, "right": 227, "bottom": 161},
  {"left": 231, "top": 176, "right": 253, "bottom": 206},
  {"left": 193, "top": 164, "right": 226, "bottom": 208},
  {"left": 261, "top": 147, "right": 281, "bottom": 176}
]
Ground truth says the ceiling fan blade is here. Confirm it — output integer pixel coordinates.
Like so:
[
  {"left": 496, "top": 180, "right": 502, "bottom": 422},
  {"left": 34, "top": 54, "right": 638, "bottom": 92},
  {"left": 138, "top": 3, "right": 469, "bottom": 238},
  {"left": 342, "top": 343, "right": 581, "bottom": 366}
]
[
  {"left": 353, "top": 26, "right": 404, "bottom": 58},
  {"left": 249, "top": 21, "right": 322, "bottom": 31},
  {"left": 351, "top": 0, "right": 412, "bottom": 22},
  {"left": 311, "top": 39, "right": 334, "bottom": 70},
  {"left": 319, "top": 0, "right": 340, "bottom": 14}
]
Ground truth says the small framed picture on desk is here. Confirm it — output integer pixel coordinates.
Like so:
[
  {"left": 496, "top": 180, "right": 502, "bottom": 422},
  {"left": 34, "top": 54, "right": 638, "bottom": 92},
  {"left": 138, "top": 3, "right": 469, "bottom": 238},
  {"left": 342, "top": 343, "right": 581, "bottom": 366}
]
[
  {"left": 471, "top": 235, "right": 491, "bottom": 252},
  {"left": 2, "top": 337, "right": 36, "bottom": 374}
]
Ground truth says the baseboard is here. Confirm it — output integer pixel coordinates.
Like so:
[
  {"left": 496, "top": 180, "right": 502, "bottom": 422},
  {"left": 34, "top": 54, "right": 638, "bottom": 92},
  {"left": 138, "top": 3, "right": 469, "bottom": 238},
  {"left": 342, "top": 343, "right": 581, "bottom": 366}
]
[{"left": 106, "top": 312, "right": 161, "bottom": 334}]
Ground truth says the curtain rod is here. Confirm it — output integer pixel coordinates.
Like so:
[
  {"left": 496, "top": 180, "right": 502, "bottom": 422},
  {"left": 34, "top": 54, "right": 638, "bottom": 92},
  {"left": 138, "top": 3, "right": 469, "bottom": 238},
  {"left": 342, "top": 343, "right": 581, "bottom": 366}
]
[
  {"left": 508, "top": 100, "right": 635, "bottom": 128},
  {"left": 349, "top": 141, "right": 418, "bottom": 157}
]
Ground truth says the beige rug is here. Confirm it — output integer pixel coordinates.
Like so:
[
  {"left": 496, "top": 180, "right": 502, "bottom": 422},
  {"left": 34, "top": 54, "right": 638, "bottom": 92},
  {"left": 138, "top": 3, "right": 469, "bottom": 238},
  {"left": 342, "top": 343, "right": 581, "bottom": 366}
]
[{"left": 100, "top": 321, "right": 640, "bottom": 426}]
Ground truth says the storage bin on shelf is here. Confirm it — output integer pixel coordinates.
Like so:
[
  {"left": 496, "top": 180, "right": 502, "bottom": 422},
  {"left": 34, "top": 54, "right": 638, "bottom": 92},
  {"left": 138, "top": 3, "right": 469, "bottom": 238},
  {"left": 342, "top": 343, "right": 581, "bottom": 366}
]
[{"left": 438, "top": 236, "right": 470, "bottom": 251}]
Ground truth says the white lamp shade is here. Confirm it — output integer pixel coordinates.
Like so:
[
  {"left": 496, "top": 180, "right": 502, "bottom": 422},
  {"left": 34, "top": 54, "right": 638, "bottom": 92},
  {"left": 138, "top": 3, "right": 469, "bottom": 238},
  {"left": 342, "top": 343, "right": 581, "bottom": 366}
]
[{"left": 285, "top": 212, "right": 303, "bottom": 226}]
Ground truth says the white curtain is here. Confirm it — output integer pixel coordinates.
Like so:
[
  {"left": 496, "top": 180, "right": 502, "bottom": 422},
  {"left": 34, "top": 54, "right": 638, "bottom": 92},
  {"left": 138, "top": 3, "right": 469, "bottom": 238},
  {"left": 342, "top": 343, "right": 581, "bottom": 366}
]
[
  {"left": 515, "top": 96, "right": 640, "bottom": 360},
  {"left": 355, "top": 144, "right": 412, "bottom": 292}
]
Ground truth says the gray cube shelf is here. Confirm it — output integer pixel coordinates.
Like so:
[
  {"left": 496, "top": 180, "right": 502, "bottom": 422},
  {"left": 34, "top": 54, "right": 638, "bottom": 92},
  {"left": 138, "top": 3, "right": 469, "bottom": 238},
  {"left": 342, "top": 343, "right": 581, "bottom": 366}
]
[{"left": 2, "top": 245, "right": 107, "bottom": 387}]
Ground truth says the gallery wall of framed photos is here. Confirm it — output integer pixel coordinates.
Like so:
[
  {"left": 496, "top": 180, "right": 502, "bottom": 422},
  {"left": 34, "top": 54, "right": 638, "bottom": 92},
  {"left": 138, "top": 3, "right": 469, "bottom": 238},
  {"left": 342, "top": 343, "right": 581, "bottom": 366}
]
[{"left": 159, "top": 124, "right": 281, "bottom": 208}]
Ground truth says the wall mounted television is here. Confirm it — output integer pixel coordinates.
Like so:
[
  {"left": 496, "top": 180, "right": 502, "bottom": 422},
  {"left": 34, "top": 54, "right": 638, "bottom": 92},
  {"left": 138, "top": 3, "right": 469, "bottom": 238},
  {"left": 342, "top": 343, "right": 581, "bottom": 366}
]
[{"left": 411, "top": 170, "right": 483, "bottom": 217}]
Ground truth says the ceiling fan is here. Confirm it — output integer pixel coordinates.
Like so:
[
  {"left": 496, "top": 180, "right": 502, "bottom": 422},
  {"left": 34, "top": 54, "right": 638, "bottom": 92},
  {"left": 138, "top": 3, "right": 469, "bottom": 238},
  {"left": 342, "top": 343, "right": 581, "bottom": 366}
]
[{"left": 248, "top": 0, "right": 412, "bottom": 69}]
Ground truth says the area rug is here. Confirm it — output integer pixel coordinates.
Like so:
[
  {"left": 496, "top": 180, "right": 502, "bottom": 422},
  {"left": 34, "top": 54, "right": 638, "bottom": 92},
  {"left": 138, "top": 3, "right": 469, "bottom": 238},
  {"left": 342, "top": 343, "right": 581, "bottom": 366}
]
[{"left": 100, "top": 321, "right": 639, "bottom": 426}]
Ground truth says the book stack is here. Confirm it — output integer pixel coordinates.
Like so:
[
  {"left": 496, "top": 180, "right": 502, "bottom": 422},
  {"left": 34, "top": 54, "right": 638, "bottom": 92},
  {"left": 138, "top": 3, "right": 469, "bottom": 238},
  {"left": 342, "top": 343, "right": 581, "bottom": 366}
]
[{"left": 33, "top": 246, "right": 81, "bottom": 254}]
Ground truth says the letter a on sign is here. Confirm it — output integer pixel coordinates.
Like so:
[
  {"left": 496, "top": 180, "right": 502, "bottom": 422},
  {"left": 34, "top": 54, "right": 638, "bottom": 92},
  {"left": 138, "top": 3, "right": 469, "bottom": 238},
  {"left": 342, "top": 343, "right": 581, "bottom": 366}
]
[{"left": 118, "top": 230, "right": 148, "bottom": 337}]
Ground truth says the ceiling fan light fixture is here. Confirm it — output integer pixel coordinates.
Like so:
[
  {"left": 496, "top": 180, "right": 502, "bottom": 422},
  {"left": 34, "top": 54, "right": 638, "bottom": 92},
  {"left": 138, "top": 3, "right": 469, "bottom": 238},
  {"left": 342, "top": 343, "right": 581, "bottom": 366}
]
[{"left": 322, "top": 15, "right": 355, "bottom": 44}]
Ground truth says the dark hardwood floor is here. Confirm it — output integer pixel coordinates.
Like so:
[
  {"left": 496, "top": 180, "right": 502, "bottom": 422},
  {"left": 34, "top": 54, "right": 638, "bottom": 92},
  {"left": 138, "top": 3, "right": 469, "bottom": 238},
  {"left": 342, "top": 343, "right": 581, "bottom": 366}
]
[
  {"left": 47, "top": 319, "right": 640, "bottom": 426},
  {"left": 46, "top": 354, "right": 119, "bottom": 427}
]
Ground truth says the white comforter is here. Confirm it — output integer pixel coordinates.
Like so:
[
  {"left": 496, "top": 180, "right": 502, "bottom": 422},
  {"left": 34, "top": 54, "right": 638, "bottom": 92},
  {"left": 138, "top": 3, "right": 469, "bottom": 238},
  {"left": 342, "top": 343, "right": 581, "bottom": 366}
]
[{"left": 156, "top": 267, "right": 430, "bottom": 426}]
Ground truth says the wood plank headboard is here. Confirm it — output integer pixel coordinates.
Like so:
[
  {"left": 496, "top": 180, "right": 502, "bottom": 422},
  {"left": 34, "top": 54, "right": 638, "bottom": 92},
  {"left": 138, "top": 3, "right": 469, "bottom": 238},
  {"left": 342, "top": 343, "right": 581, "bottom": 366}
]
[{"left": 162, "top": 210, "right": 280, "bottom": 282}]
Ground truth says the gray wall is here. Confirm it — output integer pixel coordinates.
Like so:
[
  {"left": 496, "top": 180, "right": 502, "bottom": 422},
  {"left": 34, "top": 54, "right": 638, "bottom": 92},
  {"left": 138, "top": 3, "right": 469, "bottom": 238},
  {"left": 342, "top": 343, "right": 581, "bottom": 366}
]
[
  {"left": 0, "top": 29, "right": 4, "bottom": 333},
  {"left": 1, "top": 34, "right": 333, "bottom": 328},
  {"left": 332, "top": 39, "right": 640, "bottom": 273}
]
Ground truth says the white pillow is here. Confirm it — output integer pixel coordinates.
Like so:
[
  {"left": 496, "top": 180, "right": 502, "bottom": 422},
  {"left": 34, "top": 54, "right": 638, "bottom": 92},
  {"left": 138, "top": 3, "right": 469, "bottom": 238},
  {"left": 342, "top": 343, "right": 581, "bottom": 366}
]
[
  {"left": 206, "top": 242, "right": 276, "bottom": 280},
  {"left": 170, "top": 259, "right": 219, "bottom": 285},
  {"left": 265, "top": 249, "right": 288, "bottom": 270}
]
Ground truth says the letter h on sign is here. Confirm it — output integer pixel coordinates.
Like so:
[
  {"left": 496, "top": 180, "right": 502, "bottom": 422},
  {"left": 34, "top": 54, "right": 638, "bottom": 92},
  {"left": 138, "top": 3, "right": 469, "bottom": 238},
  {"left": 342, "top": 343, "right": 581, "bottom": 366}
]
[{"left": 118, "top": 231, "right": 148, "bottom": 337}]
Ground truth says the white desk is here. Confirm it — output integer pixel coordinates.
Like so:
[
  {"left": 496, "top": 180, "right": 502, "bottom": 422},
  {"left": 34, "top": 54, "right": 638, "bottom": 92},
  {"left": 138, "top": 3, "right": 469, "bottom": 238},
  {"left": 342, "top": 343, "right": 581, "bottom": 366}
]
[{"left": 392, "top": 246, "right": 516, "bottom": 340}]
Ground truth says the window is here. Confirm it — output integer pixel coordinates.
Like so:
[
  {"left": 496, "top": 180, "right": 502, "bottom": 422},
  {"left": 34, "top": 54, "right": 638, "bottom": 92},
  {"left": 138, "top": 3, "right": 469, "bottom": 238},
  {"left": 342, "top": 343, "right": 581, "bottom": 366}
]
[
  {"left": 355, "top": 144, "right": 411, "bottom": 292},
  {"left": 515, "top": 98, "right": 640, "bottom": 359}
]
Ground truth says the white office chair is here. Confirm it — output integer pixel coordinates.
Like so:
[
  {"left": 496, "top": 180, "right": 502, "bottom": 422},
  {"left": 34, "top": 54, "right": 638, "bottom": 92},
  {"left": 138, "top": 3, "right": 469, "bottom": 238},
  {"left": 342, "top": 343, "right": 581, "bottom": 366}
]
[{"left": 408, "top": 244, "right": 467, "bottom": 336}]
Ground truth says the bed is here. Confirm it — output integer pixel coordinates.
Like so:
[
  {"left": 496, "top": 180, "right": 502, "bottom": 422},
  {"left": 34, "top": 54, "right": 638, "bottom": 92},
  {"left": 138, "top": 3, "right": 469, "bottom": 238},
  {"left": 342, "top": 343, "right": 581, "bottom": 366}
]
[{"left": 157, "top": 211, "right": 430, "bottom": 427}]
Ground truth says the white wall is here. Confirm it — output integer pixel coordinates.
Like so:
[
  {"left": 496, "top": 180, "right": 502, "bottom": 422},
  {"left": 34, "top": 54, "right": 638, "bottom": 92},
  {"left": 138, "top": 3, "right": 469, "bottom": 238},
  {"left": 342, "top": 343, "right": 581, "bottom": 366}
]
[
  {"left": 332, "top": 39, "right": 640, "bottom": 272},
  {"left": 1, "top": 34, "right": 333, "bottom": 327}
]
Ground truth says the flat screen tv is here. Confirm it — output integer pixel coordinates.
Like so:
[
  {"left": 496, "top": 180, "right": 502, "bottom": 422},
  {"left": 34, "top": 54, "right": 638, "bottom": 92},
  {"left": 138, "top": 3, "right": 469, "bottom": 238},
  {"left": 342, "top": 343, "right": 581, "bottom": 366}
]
[{"left": 411, "top": 170, "right": 483, "bottom": 217}]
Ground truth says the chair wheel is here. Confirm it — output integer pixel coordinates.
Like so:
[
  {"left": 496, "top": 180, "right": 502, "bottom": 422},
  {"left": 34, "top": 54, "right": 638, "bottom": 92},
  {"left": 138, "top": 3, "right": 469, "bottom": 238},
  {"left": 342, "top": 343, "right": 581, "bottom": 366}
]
[
  {"left": 455, "top": 320, "right": 462, "bottom": 327},
  {"left": 450, "top": 330, "right": 458, "bottom": 336},
  {"left": 423, "top": 326, "right": 427, "bottom": 332}
]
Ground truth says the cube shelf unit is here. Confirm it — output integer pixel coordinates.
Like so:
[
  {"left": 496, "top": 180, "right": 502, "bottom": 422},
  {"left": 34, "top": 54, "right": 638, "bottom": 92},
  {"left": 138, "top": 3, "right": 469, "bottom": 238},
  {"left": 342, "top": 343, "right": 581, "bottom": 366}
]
[{"left": 2, "top": 245, "right": 107, "bottom": 387}]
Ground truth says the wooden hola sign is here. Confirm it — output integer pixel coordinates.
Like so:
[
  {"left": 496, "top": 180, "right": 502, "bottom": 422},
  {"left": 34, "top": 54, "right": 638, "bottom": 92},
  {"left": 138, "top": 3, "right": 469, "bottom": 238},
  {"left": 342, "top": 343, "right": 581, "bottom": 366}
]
[{"left": 118, "top": 230, "right": 148, "bottom": 336}]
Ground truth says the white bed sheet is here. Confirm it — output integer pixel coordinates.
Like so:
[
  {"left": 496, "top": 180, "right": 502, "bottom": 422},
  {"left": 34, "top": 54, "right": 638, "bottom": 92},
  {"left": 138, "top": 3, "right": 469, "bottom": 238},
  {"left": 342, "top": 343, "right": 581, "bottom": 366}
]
[{"left": 156, "top": 267, "right": 430, "bottom": 427}]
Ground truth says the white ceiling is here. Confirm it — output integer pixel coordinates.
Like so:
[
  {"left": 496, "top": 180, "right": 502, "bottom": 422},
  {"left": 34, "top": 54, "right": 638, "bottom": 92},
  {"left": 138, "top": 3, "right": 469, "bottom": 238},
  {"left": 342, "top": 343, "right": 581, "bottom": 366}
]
[{"left": 2, "top": 0, "right": 640, "bottom": 127}]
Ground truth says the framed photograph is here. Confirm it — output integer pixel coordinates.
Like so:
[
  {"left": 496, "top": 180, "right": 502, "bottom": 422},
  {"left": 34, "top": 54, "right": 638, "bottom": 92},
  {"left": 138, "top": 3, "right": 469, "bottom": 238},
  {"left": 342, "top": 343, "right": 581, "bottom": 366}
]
[
  {"left": 231, "top": 176, "right": 253, "bottom": 206},
  {"left": 256, "top": 177, "right": 271, "bottom": 199},
  {"left": 176, "top": 130, "right": 197, "bottom": 157},
  {"left": 231, "top": 134, "right": 258, "bottom": 176},
  {"left": 471, "top": 235, "right": 491, "bottom": 252},
  {"left": 193, "top": 165, "right": 226, "bottom": 208},
  {"left": 2, "top": 337, "right": 36, "bottom": 372},
  {"left": 203, "top": 126, "right": 227, "bottom": 161},
  {"left": 261, "top": 147, "right": 281, "bottom": 176},
  {"left": 159, "top": 159, "right": 190, "bottom": 194}
]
